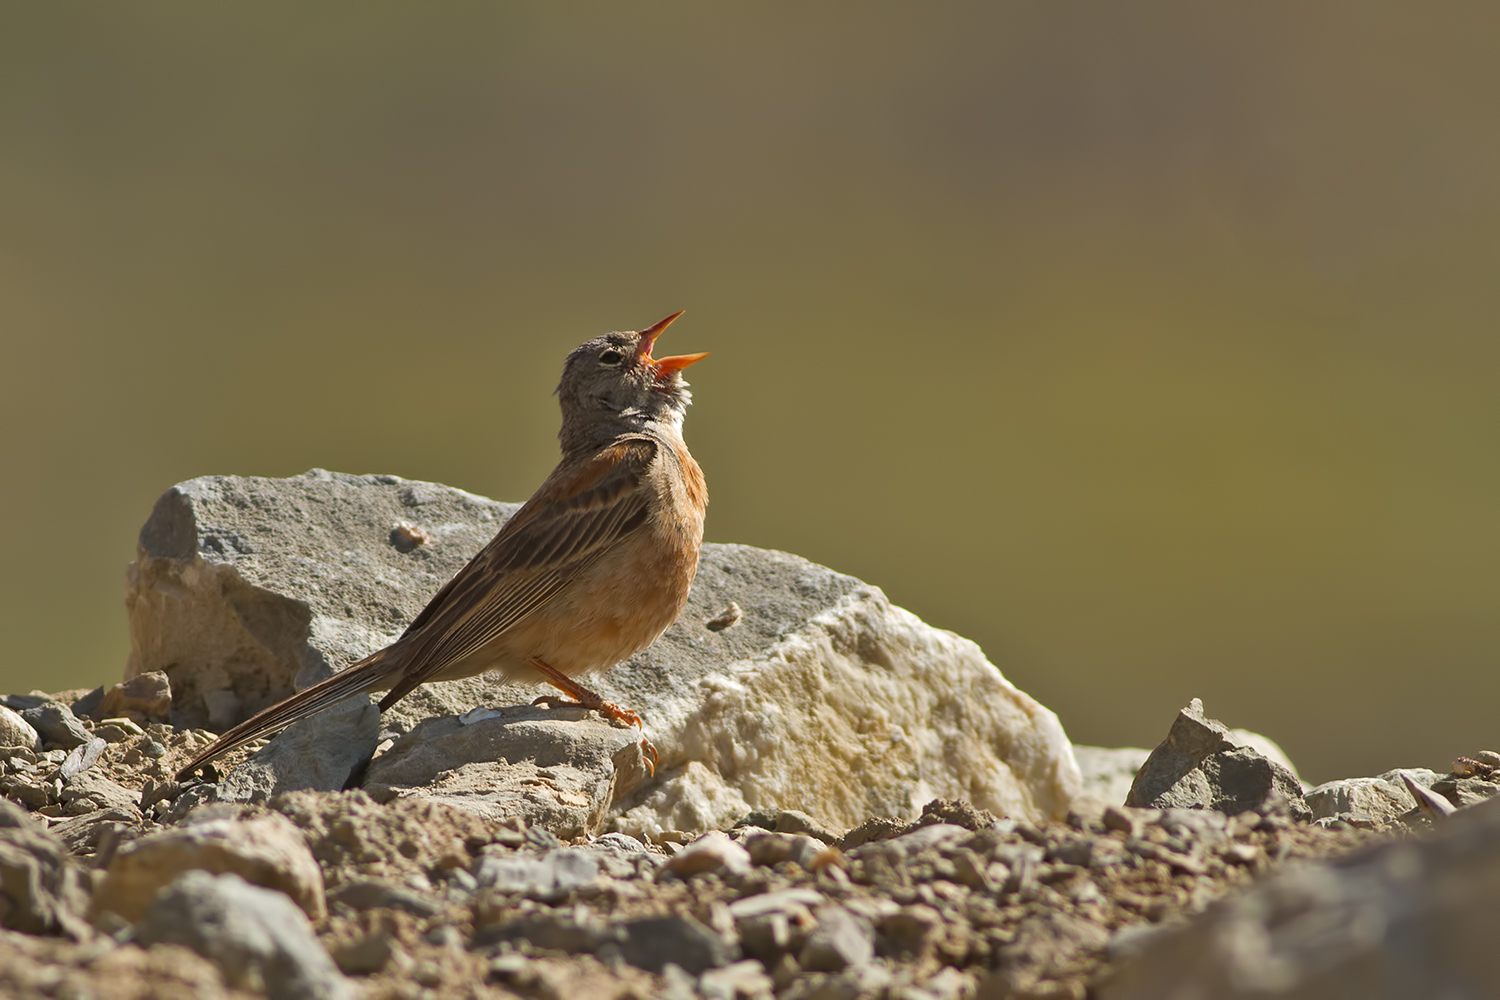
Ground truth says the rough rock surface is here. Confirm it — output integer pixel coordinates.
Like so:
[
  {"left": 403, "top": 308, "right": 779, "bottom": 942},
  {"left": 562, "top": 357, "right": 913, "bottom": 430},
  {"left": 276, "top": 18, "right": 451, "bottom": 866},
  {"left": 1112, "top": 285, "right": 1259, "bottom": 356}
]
[
  {"left": 0, "top": 706, "right": 40, "bottom": 751},
  {"left": 126, "top": 471, "right": 520, "bottom": 732},
  {"left": 99, "top": 671, "right": 174, "bottom": 724},
  {"left": 1126, "top": 699, "right": 1310, "bottom": 821},
  {"left": 21, "top": 703, "right": 93, "bottom": 750},
  {"left": 1228, "top": 728, "right": 1303, "bottom": 785},
  {"left": 1100, "top": 793, "right": 1500, "bottom": 1000},
  {"left": 270, "top": 789, "right": 497, "bottom": 889},
  {"left": 137, "top": 871, "right": 351, "bottom": 1000},
  {"left": 3, "top": 712, "right": 1485, "bottom": 1000},
  {"left": 0, "top": 801, "right": 90, "bottom": 938},
  {"left": 362, "top": 706, "right": 651, "bottom": 839},
  {"left": 177, "top": 697, "right": 380, "bottom": 812},
  {"left": 0, "top": 931, "right": 254, "bottom": 1000},
  {"left": 127, "top": 471, "right": 1080, "bottom": 828},
  {"left": 93, "top": 810, "right": 326, "bottom": 923},
  {"left": 1305, "top": 768, "right": 1442, "bottom": 827}
]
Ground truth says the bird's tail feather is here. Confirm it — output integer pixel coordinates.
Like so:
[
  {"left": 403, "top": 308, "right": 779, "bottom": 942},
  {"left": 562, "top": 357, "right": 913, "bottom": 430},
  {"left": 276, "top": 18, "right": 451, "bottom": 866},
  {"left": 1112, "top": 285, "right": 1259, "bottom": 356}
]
[{"left": 175, "top": 651, "right": 400, "bottom": 780}]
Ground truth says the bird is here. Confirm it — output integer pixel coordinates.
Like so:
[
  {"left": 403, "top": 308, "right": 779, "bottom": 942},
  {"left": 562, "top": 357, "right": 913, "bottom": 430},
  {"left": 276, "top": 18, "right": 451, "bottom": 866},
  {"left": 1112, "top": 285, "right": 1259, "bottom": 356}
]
[{"left": 177, "top": 312, "right": 708, "bottom": 781}]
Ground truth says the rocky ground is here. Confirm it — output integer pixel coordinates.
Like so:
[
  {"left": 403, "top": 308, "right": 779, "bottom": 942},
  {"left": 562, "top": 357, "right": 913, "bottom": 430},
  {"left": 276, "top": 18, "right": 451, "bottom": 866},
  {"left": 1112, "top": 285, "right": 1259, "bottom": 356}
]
[
  {"left": 4, "top": 686, "right": 1493, "bottom": 999},
  {"left": 2, "top": 470, "right": 1496, "bottom": 998}
]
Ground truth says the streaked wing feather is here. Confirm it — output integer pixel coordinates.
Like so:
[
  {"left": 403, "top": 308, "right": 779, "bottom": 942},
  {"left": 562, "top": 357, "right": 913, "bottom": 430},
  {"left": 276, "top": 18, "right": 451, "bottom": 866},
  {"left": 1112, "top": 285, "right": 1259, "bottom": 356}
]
[{"left": 377, "top": 438, "right": 658, "bottom": 708}]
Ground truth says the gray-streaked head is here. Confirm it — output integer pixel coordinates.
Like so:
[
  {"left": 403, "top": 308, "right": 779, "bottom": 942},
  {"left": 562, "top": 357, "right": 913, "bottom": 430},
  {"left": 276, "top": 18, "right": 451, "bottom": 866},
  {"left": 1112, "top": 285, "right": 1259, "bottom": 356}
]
[{"left": 556, "top": 311, "right": 708, "bottom": 445}]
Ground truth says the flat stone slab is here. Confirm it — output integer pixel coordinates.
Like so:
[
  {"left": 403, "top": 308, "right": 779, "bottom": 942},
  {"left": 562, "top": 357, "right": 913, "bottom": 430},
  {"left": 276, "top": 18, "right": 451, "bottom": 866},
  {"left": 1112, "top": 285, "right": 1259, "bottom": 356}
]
[{"left": 363, "top": 706, "right": 651, "bottom": 839}]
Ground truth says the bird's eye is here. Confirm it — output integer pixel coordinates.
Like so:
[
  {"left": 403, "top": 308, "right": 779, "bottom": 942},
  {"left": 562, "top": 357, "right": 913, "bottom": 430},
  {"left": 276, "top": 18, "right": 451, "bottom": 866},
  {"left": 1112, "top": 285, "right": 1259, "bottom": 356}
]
[{"left": 599, "top": 349, "right": 626, "bottom": 366}]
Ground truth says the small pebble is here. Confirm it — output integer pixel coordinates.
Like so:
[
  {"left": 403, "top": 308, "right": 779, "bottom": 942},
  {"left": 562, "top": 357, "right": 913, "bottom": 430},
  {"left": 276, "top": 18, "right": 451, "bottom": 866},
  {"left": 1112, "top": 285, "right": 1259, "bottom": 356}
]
[{"left": 705, "top": 602, "right": 742, "bottom": 632}]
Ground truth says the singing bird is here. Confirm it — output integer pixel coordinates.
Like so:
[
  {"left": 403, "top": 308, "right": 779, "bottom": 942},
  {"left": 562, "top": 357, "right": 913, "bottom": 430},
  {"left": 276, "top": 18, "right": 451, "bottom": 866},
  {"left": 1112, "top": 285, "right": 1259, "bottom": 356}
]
[{"left": 177, "top": 312, "right": 708, "bottom": 780}]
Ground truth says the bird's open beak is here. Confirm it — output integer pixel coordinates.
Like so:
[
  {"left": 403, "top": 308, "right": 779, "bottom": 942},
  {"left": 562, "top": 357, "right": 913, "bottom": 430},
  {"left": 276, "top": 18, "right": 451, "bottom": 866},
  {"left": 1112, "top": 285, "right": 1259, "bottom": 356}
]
[{"left": 636, "top": 310, "right": 708, "bottom": 375}]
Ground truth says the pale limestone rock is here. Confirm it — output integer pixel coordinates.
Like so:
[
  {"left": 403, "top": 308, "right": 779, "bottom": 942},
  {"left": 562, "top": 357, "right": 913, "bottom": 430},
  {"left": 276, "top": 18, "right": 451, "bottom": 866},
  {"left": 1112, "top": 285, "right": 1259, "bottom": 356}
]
[
  {"left": 664, "top": 831, "right": 752, "bottom": 877},
  {"left": 93, "top": 810, "right": 325, "bottom": 923},
  {"left": 0, "top": 706, "right": 39, "bottom": 751},
  {"left": 628, "top": 586, "right": 1079, "bottom": 830},
  {"left": 127, "top": 471, "right": 1080, "bottom": 835},
  {"left": 610, "top": 761, "right": 753, "bottom": 841},
  {"left": 1305, "top": 768, "right": 1443, "bottom": 826}
]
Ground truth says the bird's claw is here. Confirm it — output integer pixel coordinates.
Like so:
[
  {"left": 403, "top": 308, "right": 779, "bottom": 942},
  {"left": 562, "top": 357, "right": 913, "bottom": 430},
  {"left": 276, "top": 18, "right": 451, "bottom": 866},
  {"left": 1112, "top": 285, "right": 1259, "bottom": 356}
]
[
  {"left": 532, "top": 694, "right": 657, "bottom": 776},
  {"left": 639, "top": 736, "right": 659, "bottom": 776}
]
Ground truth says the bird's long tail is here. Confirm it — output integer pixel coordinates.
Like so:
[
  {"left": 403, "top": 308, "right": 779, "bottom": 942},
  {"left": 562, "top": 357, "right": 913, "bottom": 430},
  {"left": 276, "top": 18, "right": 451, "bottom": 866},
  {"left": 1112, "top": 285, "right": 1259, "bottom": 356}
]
[{"left": 175, "top": 650, "right": 402, "bottom": 780}]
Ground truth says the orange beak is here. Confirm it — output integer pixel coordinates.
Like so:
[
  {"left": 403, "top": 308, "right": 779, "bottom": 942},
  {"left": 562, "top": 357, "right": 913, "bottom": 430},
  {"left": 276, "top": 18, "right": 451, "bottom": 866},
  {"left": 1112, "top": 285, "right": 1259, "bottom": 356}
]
[{"left": 635, "top": 310, "right": 708, "bottom": 374}]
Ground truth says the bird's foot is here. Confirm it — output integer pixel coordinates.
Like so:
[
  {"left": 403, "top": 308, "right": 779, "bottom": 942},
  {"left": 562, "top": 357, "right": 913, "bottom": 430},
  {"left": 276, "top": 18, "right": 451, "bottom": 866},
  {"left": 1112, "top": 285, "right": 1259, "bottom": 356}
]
[{"left": 525, "top": 657, "right": 658, "bottom": 775}]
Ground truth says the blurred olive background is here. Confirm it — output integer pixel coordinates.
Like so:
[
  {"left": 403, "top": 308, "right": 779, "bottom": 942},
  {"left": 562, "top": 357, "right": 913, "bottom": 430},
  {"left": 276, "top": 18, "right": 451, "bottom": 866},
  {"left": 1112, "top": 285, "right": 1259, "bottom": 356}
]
[{"left": 2, "top": 3, "right": 1496, "bottom": 782}]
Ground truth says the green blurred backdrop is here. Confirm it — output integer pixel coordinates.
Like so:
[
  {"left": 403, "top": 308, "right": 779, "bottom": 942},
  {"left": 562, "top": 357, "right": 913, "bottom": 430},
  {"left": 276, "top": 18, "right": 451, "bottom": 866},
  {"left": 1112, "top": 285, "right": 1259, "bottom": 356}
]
[{"left": 2, "top": 3, "right": 1496, "bottom": 782}]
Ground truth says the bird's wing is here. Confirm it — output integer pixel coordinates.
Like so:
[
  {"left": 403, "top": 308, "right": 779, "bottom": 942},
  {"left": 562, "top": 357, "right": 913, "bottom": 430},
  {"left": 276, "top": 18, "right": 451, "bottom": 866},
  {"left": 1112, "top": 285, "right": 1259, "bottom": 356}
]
[{"left": 377, "top": 436, "right": 659, "bottom": 708}]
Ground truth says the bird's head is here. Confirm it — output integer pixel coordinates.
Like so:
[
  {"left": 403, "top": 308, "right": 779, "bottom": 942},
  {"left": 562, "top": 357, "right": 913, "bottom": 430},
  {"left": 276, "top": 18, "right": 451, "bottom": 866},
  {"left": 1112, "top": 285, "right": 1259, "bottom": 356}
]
[{"left": 556, "top": 311, "right": 707, "bottom": 441}]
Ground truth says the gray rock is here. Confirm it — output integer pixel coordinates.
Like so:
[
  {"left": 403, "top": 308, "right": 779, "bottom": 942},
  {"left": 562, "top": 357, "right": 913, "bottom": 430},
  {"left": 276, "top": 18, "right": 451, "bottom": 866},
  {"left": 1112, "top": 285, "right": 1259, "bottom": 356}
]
[
  {"left": 1229, "top": 728, "right": 1303, "bottom": 784},
  {"left": 92, "top": 811, "right": 325, "bottom": 923},
  {"left": 473, "top": 847, "right": 600, "bottom": 903},
  {"left": 49, "top": 806, "right": 144, "bottom": 857},
  {"left": 664, "top": 830, "right": 752, "bottom": 877},
  {"left": 0, "top": 695, "right": 53, "bottom": 713},
  {"left": 799, "top": 905, "right": 875, "bottom": 972},
  {"left": 1100, "top": 794, "right": 1500, "bottom": 1000},
  {"left": 732, "top": 888, "right": 824, "bottom": 963},
  {"left": 0, "top": 774, "right": 50, "bottom": 810},
  {"left": 97, "top": 671, "right": 173, "bottom": 724},
  {"left": 127, "top": 471, "right": 1080, "bottom": 834},
  {"left": 477, "top": 910, "right": 617, "bottom": 953},
  {"left": 1126, "top": 699, "right": 1310, "bottom": 821},
  {"left": 0, "top": 800, "right": 91, "bottom": 937},
  {"left": 0, "top": 706, "right": 39, "bottom": 752},
  {"left": 1432, "top": 774, "right": 1500, "bottom": 809},
  {"left": 364, "top": 705, "right": 648, "bottom": 838},
  {"left": 1306, "top": 768, "right": 1442, "bottom": 828},
  {"left": 137, "top": 871, "right": 351, "bottom": 1000},
  {"left": 58, "top": 738, "right": 107, "bottom": 780},
  {"left": 326, "top": 877, "right": 441, "bottom": 917},
  {"left": 618, "top": 914, "right": 735, "bottom": 974},
  {"left": 19, "top": 704, "right": 92, "bottom": 750},
  {"left": 988, "top": 910, "right": 1112, "bottom": 998},
  {"left": 59, "top": 771, "right": 140, "bottom": 814},
  {"left": 197, "top": 696, "right": 380, "bottom": 807},
  {"left": 125, "top": 470, "right": 523, "bottom": 732}
]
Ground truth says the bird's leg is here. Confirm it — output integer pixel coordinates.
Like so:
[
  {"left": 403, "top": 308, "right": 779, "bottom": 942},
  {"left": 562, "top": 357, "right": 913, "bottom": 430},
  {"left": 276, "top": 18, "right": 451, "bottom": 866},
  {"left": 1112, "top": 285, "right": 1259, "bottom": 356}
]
[{"left": 525, "top": 657, "right": 658, "bottom": 774}]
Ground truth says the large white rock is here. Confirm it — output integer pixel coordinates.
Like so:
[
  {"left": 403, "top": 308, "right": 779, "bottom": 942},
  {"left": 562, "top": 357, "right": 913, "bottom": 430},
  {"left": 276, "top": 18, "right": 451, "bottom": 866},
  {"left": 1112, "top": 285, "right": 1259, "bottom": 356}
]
[
  {"left": 612, "top": 582, "right": 1079, "bottom": 837},
  {"left": 126, "top": 471, "right": 1080, "bottom": 831}
]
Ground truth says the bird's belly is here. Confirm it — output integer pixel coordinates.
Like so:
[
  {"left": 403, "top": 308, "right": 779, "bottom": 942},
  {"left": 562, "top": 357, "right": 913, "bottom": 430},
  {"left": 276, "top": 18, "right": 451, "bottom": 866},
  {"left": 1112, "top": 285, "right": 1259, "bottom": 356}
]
[{"left": 435, "top": 527, "right": 700, "bottom": 684}]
